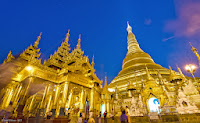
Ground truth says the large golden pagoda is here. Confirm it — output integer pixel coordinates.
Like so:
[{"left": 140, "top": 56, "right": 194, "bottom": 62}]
[{"left": 108, "top": 22, "right": 200, "bottom": 118}]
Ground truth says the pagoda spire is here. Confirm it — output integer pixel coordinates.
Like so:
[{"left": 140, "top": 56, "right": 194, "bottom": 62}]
[
  {"left": 3, "top": 51, "right": 15, "bottom": 64},
  {"left": 91, "top": 55, "right": 95, "bottom": 68},
  {"left": 190, "top": 42, "right": 200, "bottom": 67},
  {"left": 33, "top": 32, "right": 42, "bottom": 49},
  {"left": 20, "top": 33, "right": 41, "bottom": 62},
  {"left": 102, "top": 75, "right": 109, "bottom": 94},
  {"left": 104, "top": 76, "right": 107, "bottom": 87},
  {"left": 126, "top": 21, "right": 144, "bottom": 54},
  {"left": 65, "top": 29, "right": 70, "bottom": 43},
  {"left": 76, "top": 34, "right": 81, "bottom": 49},
  {"left": 145, "top": 65, "right": 154, "bottom": 81},
  {"left": 45, "top": 30, "right": 71, "bottom": 69}
]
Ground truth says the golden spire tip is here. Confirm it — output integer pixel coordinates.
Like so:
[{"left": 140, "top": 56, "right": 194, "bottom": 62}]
[{"left": 79, "top": 34, "right": 81, "bottom": 39}]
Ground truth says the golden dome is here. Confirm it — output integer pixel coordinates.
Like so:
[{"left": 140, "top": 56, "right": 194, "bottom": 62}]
[
  {"left": 109, "top": 22, "right": 169, "bottom": 90},
  {"left": 118, "top": 23, "right": 165, "bottom": 76}
]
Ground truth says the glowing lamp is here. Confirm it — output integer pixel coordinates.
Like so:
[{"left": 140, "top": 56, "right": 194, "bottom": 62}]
[
  {"left": 185, "top": 64, "right": 197, "bottom": 81},
  {"left": 185, "top": 64, "right": 196, "bottom": 72},
  {"left": 26, "top": 66, "right": 33, "bottom": 71}
]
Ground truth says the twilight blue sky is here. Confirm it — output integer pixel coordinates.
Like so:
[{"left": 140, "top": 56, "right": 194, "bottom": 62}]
[{"left": 0, "top": 0, "right": 200, "bottom": 84}]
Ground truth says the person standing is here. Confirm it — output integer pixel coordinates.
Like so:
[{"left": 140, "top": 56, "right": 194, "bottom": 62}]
[
  {"left": 125, "top": 106, "right": 131, "bottom": 123},
  {"left": 111, "top": 109, "right": 115, "bottom": 123},
  {"left": 98, "top": 111, "right": 101, "bottom": 123},
  {"left": 78, "top": 113, "right": 83, "bottom": 123},
  {"left": 103, "top": 111, "right": 107, "bottom": 123},
  {"left": 3, "top": 102, "right": 14, "bottom": 122},
  {"left": 94, "top": 110, "right": 98, "bottom": 123},
  {"left": 67, "top": 108, "right": 71, "bottom": 117},
  {"left": 120, "top": 110, "right": 128, "bottom": 123}
]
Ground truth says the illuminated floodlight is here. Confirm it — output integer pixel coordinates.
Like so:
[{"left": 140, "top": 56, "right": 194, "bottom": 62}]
[
  {"left": 185, "top": 64, "right": 197, "bottom": 81},
  {"left": 26, "top": 66, "right": 33, "bottom": 71},
  {"left": 108, "top": 88, "right": 115, "bottom": 92},
  {"left": 185, "top": 64, "right": 196, "bottom": 72}
]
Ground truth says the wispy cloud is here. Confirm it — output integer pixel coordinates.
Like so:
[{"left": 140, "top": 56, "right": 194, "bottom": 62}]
[
  {"left": 144, "top": 19, "right": 152, "bottom": 25},
  {"left": 165, "top": 0, "right": 200, "bottom": 38},
  {"left": 162, "top": 36, "right": 175, "bottom": 42}
]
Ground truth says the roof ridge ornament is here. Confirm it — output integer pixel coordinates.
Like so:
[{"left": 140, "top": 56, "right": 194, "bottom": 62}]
[
  {"left": 92, "top": 55, "right": 95, "bottom": 68},
  {"left": 145, "top": 64, "right": 154, "bottom": 81},
  {"left": 76, "top": 34, "right": 81, "bottom": 49}
]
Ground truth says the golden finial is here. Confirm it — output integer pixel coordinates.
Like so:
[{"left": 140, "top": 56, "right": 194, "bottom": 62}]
[
  {"left": 189, "top": 42, "right": 200, "bottom": 67},
  {"left": 189, "top": 42, "right": 194, "bottom": 47},
  {"left": 65, "top": 29, "right": 70, "bottom": 43},
  {"left": 104, "top": 75, "right": 108, "bottom": 87},
  {"left": 33, "top": 32, "right": 42, "bottom": 48},
  {"left": 189, "top": 42, "right": 196, "bottom": 51},
  {"left": 126, "top": 21, "right": 132, "bottom": 34},
  {"left": 76, "top": 34, "right": 81, "bottom": 49}
]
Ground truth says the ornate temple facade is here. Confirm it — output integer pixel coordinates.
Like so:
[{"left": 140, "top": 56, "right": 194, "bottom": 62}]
[
  {"left": 0, "top": 30, "right": 103, "bottom": 117},
  {"left": 0, "top": 23, "right": 200, "bottom": 121}
]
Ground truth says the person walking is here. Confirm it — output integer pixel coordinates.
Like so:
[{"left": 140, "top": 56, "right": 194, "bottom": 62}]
[
  {"left": 83, "top": 117, "right": 88, "bottom": 123},
  {"left": 120, "top": 110, "right": 128, "bottom": 123},
  {"left": 103, "top": 111, "right": 107, "bottom": 123}
]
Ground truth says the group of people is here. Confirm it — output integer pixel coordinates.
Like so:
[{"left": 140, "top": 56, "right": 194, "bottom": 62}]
[
  {"left": 0, "top": 102, "right": 132, "bottom": 123},
  {"left": 77, "top": 106, "right": 130, "bottom": 123},
  {"left": 120, "top": 106, "right": 131, "bottom": 123},
  {"left": 0, "top": 102, "right": 14, "bottom": 123},
  {"left": 78, "top": 110, "right": 102, "bottom": 123}
]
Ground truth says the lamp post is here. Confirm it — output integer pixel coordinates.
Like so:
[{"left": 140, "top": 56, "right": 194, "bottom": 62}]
[{"left": 185, "top": 64, "right": 196, "bottom": 81}]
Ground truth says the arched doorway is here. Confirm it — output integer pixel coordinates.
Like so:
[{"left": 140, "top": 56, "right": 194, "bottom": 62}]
[
  {"left": 101, "top": 104, "right": 105, "bottom": 116},
  {"left": 85, "top": 101, "right": 89, "bottom": 116},
  {"left": 148, "top": 97, "right": 161, "bottom": 113}
]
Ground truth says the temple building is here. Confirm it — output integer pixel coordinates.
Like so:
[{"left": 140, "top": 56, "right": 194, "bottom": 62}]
[
  {"left": 0, "top": 23, "right": 200, "bottom": 122},
  {"left": 0, "top": 30, "right": 102, "bottom": 118}
]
